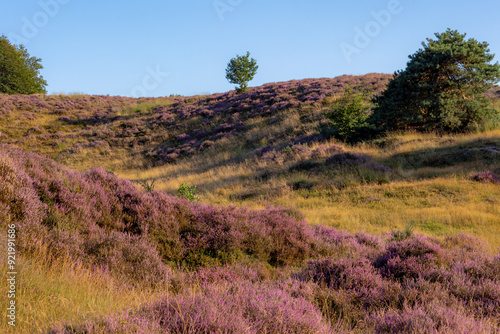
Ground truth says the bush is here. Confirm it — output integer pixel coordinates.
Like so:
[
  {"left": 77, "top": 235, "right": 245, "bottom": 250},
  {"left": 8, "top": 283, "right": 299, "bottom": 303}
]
[
  {"left": 49, "top": 279, "right": 332, "bottom": 334},
  {"left": 374, "top": 235, "right": 443, "bottom": 281},
  {"left": 177, "top": 183, "right": 200, "bottom": 201},
  {"left": 472, "top": 171, "right": 500, "bottom": 184},
  {"left": 324, "top": 87, "right": 372, "bottom": 142}
]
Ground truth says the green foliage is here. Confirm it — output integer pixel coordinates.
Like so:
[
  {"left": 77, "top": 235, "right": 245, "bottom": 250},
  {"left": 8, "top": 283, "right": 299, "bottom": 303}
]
[
  {"left": 0, "top": 35, "right": 47, "bottom": 94},
  {"left": 391, "top": 221, "right": 416, "bottom": 241},
  {"left": 225, "top": 51, "right": 258, "bottom": 94},
  {"left": 370, "top": 29, "right": 500, "bottom": 133},
  {"left": 177, "top": 183, "right": 199, "bottom": 201},
  {"left": 324, "top": 87, "right": 372, "bottom": 141}
]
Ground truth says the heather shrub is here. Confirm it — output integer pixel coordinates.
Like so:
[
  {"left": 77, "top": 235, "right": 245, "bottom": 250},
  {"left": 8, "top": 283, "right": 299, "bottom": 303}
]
[
  {"left": 134, "top": 178, "right": 156, "bottom": 192},
  {"left": 312, "top": 225, "right": 385, "bottom": 258},
  {"left": 288, "top": 160, "right": 321, "bottom": 172},
  {"left": 472, "top": 170, "right": 500, "bottom": 184},
  {"left": 50, "top": 279, "right": 334, "bottom": 334},
  {"left": 81, "top": 230, "right": 170, "bottom": 287},
  {"left": 292, "top": 144, "right": 311, "bottom": 161},
  {"left": 325, "top": 152, "right": 371, "bottom": 167},
  {"left": 368, "top": 302, "right": 497, "bottom": 334},
  {"left": 0, "top": 146, "right": 172, "bottom": 286},
  {"left": 298, "top": 258, "right": 401, "bottom": 314},
  {"left": 374, "top": 235, "right": 443, "bottom": 280}
]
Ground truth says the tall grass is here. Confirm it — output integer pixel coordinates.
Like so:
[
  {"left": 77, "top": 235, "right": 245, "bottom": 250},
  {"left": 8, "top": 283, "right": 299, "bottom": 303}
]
[
  {"left": 119, "top": 130, "right": 500, "bottom": 250},
  {"left": 0, "top": 242, "right": 164, "bottom": 333}
]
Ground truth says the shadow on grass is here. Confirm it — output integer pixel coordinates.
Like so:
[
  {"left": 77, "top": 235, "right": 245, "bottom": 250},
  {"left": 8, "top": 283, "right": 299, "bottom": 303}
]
[{"left": 385, "top": 137, "right": 500, "bottom": 170}]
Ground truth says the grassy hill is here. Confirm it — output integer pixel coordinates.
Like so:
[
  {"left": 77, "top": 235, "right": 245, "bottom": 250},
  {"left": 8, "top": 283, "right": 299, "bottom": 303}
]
[
  {"left": 2, "top": 73, "right": 497, "bottom": 247},
  {"left": 0, "top": 73, "right": 392, "bottom": 170},
  {"left": 0, "top": 74, "right": 499, "bottom": 333}
]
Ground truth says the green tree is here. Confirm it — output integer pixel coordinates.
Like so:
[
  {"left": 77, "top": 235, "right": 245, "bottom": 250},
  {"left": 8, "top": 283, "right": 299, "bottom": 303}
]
[
  {"left": 370, "top": 29, "right": 500, "bottom": 132},
  {"left": 0, "top": 35, "right": 47, "bottom": 94},
  {"left": 324, "top": 87, "right": 372, "bottom": 142},
  {"left": 225, "top": 51, "right": 258, "bottom": 94}
]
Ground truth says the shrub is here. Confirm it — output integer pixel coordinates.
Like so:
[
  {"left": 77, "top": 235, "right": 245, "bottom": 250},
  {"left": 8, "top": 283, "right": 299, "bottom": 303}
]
[
  {"left": 472, "top": 171, "right": 500, "bottom": 184},
  {"left": 177, "top": 183, "right": 200, "bottom": 201},
  {"left": 324, "top": 87, "right": 372, "bottom": 141},
  {"left": 311, "top": 144, "right": 344, "bottom": 160},
  {"left": 49, "top": 279, "right": 332, "bottom": 334},
  {"left": 325, "top": 152, "right": 371, "bottom": 167},
  {"left": 374, "top": 235, "right": 443, "bottom": 281},
  {"left": 391, "top": 221, "right": 415, "bottom": 242},
  {"left": 0, "top": 35, "right": 47, "bottom": 94}
]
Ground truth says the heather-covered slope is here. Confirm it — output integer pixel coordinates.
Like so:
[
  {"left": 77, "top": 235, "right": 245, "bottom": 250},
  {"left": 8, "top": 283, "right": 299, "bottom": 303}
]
[
  {"left": 0, "top": 74, "right": 392, "bottom": 170},
  {"left": 1, "top": 75, "right": 500, "bottom": 332},
  {"left": 1, "top": 145, "right": 499, "bottom": 333}
]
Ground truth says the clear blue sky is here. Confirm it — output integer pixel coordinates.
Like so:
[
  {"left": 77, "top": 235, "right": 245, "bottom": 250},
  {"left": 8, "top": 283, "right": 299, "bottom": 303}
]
[{"left": 1, "top": 0, "right": 499, "bottom": 97}]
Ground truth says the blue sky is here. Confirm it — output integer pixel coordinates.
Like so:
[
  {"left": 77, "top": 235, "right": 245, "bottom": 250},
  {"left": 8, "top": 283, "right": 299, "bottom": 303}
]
[{"left": 1, "top": 0, "right": 499, "bottom": 97}]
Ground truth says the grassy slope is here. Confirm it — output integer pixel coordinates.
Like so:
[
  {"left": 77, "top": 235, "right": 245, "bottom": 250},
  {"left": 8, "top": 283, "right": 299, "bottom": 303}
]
[
  {"left": 1, "top": 144, "right": 498, "bottom": 333},
  {"left": 121, "top": 130, "right": 500, "bottom": 251},
  {"left": 0, "top": 74, "right": 499, "bottom": 250},
  {"left": 0, "top": 75, "right": 499, "bottom": 333}
]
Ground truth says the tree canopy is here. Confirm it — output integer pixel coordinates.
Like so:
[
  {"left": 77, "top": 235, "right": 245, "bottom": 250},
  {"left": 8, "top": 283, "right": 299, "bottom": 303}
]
[
  {"left": 369, "top": 29, "right": 500, "bottom": 132},
  {"left": 0, "top": 35, "right": 47, "bottom": 94},
  {"left": 225, "top": 51, "right": 258, "bottom": 94}
]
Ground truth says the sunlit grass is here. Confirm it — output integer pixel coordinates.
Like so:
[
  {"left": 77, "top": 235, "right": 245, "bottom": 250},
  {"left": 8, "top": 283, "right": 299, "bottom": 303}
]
[
  {"left": 0, "top": 242, "right": 166, "bottom": 334},
  {"left": 118, "top": 130, "right": 500, "bottom": 251}
]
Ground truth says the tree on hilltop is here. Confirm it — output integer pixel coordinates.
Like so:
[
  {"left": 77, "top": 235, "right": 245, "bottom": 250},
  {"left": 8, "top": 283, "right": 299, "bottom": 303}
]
[
  {"left": 370, "top": 29, "right": 500, "bottom": 132},
  {"left": 225, "top": 51, "right": 258, "bottom": 94},
  {"left": 0, "top": 35, "right": 47, "bottom": 94}
]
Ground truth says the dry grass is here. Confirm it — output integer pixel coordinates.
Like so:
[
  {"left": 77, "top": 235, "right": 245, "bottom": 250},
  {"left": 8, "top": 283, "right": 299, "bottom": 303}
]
[
  {"left": 118, "top": 130, "right": 500, "bottom": 251},
  {"left": 0, "top": 241, "right": 166, "bottom": 334}
]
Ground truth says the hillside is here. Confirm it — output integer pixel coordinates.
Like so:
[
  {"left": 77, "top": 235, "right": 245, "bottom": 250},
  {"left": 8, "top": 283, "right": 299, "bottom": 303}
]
[
  {"left": 0, "top": 74, "right": 499, "bottom": 332},
  {"left": 1, "top": 144, "right": 499, "bottom": 333},
  {"left": 0, "top": 73, "right": 392, "bottom": 170},
  {"left": 0, "top": 73, "right": 499, "bottom": 248}
]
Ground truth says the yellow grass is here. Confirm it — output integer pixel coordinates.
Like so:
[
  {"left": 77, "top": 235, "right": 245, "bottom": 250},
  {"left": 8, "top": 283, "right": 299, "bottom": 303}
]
[
  {"left": 0, "top": 242, "right": 166, "bottom": 334},
  {"left": 117, "top": 130, "right": 500, "bottom": 251}
]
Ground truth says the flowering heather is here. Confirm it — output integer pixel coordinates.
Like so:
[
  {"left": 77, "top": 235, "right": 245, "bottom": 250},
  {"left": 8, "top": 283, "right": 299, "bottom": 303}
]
[
  {"left": 0, "top": 145, "right": 321, "bottom": 277},
  {"left": 325, "top": 152, "right": 371, "bottom": 167},
  {"left": 369, "top": 302, "right": 496, "bottom": 334},
  {"left": 472, "top": 170, "right": 500, "bottom": 184},
  {"left": 1, "top": 134, "right": 499, "bottom": 332},
  {"left": 0, "top": 74, "right": 393, "bottom": 167},
  {"left": 50, "top": 279, "right": 333, "bottom": 334}
]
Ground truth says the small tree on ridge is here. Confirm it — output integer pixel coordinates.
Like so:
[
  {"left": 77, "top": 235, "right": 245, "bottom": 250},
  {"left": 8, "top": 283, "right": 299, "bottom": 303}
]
[{"left": 225, "top": 51, "right": 258, "bottom": 94}]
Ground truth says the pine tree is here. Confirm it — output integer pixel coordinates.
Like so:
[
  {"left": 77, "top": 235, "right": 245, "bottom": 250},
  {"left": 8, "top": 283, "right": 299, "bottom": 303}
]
[
  {"left": 225, "top": 51, "right": 258, "bottom": 94},
  {"left": 370, "top": 29, "right": 500, "bottom": 132}
]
